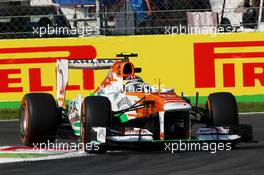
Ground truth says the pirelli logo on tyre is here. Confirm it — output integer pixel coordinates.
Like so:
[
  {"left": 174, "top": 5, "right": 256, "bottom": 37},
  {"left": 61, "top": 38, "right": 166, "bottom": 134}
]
[{"left": 194, "top": 41, "right": 264, "bottom": 88}]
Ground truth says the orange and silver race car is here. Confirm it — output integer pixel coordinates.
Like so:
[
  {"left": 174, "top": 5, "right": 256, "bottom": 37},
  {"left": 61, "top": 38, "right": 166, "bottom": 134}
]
[{"left": 19, "top": 53, "right": 254, "bottom": 153}]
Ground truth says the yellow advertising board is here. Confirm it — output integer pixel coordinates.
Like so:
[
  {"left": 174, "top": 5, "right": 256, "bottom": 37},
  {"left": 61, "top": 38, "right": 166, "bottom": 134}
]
[{"left": 0, "top": 32, "right": 264, "bottom": 108}]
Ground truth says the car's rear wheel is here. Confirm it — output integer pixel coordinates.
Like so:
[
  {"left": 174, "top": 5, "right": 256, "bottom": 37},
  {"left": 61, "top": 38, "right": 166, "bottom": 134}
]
[
  {"left": 81, "top": 96, "right": 111, "bottom": 153},
  {"left": 206, "top": 92, "right": 239, "bottom": 126},
  {"left": 20, "top": 93, "right": 59, "bottom": 146}
]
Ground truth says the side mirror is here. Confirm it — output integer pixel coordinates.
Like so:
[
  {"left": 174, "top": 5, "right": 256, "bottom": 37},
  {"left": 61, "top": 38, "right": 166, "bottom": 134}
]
[{"left": 134, "top": 67, "right": 142, "bottom": 73}]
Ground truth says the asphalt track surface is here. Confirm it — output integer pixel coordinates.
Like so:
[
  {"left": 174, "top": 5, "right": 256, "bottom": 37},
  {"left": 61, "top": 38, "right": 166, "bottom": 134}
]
[{"left": 0, "top": 114, "right": 264, "bottom": 175}]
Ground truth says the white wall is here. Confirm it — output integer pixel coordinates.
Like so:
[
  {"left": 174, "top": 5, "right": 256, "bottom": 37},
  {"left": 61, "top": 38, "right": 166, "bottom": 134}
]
[
  {"left": 210, "top": 0, "right": 245, "bottom": 26},
  {"left": 30, "top": 0, "right": 53, "bottom": 5}
]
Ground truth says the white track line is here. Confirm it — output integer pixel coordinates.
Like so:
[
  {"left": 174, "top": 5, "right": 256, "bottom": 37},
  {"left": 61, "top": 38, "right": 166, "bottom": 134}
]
[
  {"left": 239, "top": 112, "right": 264, "bottom": 115},
  {"left": 0, "top": 119, "right": 19, "bottom": 122},
  {"left": 0, "top": 151, "right": 90, "bottom": 164}
]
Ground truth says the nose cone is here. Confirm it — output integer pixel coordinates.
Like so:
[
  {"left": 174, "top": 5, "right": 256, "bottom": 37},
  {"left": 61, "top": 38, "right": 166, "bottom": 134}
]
[
  {"left": 146, "top": 93, "right": 192, "bottom": 112},
  {"left": 163, "top": 102, "right": 192, "bottom": 111}
]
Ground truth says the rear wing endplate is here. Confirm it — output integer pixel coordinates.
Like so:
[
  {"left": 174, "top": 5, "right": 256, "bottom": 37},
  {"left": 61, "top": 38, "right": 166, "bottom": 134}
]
[{"left": 56, "top": 59, "right": 118, "bottom": 107}]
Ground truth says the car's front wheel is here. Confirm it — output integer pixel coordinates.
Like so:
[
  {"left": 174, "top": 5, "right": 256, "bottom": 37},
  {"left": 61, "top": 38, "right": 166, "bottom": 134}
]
[
  {"left": 81, "top": 96, "right": 111, "bottom": 153},
  {"left": 206, "top": 92, "right": 239, "bottom": 126},
  {"left": 19, "top": 93, "right": 59, "bottom": 146}
]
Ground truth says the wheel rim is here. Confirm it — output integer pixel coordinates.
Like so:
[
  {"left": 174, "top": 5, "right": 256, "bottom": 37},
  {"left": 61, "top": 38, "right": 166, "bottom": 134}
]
[{"left": 20, "top": 105, "right": 27, "bottom": 137}]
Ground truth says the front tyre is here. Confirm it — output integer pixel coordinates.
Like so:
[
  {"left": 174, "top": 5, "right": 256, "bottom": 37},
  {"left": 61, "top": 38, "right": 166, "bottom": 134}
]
[
  {"left": 206, "top": 92, "right": 239, "bottom": 126},
  {"left": 19, "top": 93, "right": 59, "bottom": 146},
  {"left": 81, "top": 96, "right": 111, "bottom": 153}
]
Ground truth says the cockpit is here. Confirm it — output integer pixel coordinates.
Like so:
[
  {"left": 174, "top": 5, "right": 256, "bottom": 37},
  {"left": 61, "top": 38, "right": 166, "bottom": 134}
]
[{"left": 124, "top": 77, "right": 152, "bottom": 93}]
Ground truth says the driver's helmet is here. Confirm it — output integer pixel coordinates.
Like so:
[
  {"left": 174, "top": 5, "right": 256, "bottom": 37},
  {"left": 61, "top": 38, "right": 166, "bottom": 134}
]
[{"left": 124, "top": 76, "right": 147, "bottom": 93}]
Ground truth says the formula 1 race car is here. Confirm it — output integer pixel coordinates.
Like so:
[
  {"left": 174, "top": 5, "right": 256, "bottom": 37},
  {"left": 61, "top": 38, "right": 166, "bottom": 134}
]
[{"left": 19, "top": 53, "right": 254, "bottom": 153}]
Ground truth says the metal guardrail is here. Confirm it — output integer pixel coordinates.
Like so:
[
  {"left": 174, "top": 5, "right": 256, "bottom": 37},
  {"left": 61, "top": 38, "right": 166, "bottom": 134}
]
[{"left": 0, "top": 0, "right": 263, "bottom": 38}]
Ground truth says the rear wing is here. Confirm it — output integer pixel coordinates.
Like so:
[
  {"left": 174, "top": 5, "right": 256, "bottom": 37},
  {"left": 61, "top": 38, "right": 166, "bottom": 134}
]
[
  {"left": 68, "top": 59, "right": 118, "bottom": 69},
  {"left": 56, "top": 53, "right": 139, "bottom": 107},
  {"left": 56, "top": 59, "right": 118, "bottom": 107},
  {"left": 56, "top": 59, "right": 121, "bottom": 108}
]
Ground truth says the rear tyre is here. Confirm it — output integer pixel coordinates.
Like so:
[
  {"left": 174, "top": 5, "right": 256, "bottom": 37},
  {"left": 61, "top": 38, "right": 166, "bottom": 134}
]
[
  {"left": 19, "top": 93, "right": 59, "bottom": 146},
  {"left": 206, "top": 92, "right": 239, "bottom": 126},
  {"left": 81, "top": 96, "right": 111, "bottom": 153}
]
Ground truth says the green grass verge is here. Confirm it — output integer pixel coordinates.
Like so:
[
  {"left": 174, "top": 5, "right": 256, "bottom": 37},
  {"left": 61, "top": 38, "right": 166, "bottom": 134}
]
[
  {"left": 0, "top": 109, "right": 20, "bottom": 120},
  {"left": 197, "top": 102, "right": 264, "bottom": 113},
  {"left": 237, "top": 102, "right": 264, "bottom": 113},
  {"left": 0, "top": 153, "right": 48, "bottom": 158},
  {"left": 0, "top": 103, "right": 263, "bottom": 120}
]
